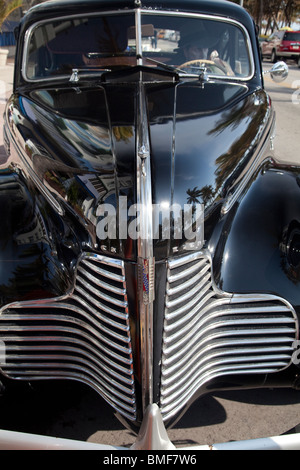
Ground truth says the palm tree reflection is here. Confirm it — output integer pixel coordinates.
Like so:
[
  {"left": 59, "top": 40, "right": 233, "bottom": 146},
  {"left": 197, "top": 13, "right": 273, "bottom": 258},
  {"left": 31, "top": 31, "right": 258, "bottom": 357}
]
[{"left": 187, "top": 184, "right": 215, "bottom": 208}]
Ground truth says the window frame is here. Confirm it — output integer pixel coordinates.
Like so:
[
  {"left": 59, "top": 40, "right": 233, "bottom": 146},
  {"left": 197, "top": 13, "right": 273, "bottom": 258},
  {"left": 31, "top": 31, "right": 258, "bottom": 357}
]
[{"left": 22, "top": 8, "right": 255, "bottom": 83}]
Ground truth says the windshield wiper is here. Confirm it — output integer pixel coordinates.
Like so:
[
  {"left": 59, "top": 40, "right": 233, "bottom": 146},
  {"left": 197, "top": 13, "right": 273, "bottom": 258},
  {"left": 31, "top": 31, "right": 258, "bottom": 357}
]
[
  {"left": 143, "top": 57, "right": 187, "bottom": 75},
  {"left": 68, "top": 60, "right": 193, "bottom": 84},
  {"left": 143, "top": 58, "right": 214, "bottom": 84},
  {"left": 69, "top": 68, "right": 111, "bottom": 83}
]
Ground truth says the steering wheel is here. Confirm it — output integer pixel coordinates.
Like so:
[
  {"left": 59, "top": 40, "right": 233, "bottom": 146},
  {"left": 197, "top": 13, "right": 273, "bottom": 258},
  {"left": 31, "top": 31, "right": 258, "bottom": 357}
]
[{"left": 178, "top": 59, "right": 227, "bottom": 75}]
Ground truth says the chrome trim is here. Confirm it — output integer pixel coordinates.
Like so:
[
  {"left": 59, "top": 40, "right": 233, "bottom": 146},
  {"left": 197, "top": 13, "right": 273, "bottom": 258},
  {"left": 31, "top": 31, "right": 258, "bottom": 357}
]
[
  {"left": 131, "top": 404, "right": 176, "bottom": 450},
  {"left": 0, "top": 253, "right": 136, "bottom": 421},
  {"left": 160, "top": 251, "right": 298, "bottom": 421},
  {"left": 22, "top": 9, "right": 255, "bottom": 83},
  {"left": 2, "top": 425, "right": 300, "bottom": 450},
  {"left": 135, "top": 7, "right": 143, "bottom": 66},
  {"left": 136, "top": 77, "right": 155, "bottom": 412}
]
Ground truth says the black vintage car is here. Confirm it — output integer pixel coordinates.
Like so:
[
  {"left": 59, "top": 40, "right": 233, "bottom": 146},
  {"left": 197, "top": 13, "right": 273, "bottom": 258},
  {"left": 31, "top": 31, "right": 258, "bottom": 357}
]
[{"left": 0, "top": 0, "right": 298, "bottom": 449}]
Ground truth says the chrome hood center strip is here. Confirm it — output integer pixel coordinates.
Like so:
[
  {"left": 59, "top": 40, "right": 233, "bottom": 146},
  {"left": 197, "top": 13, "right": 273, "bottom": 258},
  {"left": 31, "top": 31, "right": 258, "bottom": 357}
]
[{"left": 136, "top": 73, "right": 155, "bottom": 412}]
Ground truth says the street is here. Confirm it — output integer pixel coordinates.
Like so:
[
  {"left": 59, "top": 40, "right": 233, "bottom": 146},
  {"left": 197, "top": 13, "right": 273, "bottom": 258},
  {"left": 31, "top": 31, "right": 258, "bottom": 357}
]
[
  {"left": 263, "top": 60, "right": 300, "bottom": 165},
  {"left": 0, "top": 58, "right": 300, "bottom": 449}
]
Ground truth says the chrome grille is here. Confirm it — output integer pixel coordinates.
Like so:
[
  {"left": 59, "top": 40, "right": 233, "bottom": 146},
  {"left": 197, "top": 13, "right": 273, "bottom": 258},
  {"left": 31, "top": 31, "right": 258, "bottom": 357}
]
[
  {"left": 160, "top": 252, "right": 298, "bottom": 421},
  {"left": 0, "top": 253, "right": 136, "bottom": 421}
]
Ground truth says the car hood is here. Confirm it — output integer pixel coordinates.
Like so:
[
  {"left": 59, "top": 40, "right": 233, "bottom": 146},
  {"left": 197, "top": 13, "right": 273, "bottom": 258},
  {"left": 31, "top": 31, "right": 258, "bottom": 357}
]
[{"left": 16, "top": 74, "right": 270, "bottom": 261}]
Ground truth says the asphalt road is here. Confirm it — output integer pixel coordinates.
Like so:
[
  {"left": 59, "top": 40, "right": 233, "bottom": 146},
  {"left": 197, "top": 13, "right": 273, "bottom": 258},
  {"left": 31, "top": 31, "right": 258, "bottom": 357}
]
[{"left": 0, "top": 59, "right": 300, "bottom": 450}]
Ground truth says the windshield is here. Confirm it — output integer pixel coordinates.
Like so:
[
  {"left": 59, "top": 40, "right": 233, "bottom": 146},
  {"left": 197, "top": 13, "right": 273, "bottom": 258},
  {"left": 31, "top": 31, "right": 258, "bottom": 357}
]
[
  {"left": 283, "top": 32, "right": 300, "bottom": 41},
  {"left": 24, "top": 11, "right": 253, "bottom": 81}
]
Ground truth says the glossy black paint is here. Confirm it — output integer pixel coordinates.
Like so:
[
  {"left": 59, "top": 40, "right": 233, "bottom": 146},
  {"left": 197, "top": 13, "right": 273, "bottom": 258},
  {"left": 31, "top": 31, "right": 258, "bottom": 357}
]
[
  {"left": 5, "top": 78, "right": 269, "bottom": 262},
  {"left": 214, "top": 165, "right": 300, "bottom": 307},
  {"left": 2, "top": 0, "right": 300, "bottom": 433}
]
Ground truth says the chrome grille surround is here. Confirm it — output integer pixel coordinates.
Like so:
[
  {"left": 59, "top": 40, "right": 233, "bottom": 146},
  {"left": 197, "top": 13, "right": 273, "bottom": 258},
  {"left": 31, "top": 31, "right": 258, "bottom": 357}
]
[
  {"left": 160, "top": 251, "right": 299, "bottom": 422},
  {"left": 0, "top": 253, "right": 136, "bottom": 421}
]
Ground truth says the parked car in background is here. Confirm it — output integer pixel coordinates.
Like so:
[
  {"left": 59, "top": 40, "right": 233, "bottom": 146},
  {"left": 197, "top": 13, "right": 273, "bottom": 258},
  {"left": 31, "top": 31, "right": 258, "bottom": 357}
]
[
  {"left": 261, "top": 29, "right": 300, "bottom": 66},
  {"left": 1, "top": 0, "right": 298, "bottom": 450}
]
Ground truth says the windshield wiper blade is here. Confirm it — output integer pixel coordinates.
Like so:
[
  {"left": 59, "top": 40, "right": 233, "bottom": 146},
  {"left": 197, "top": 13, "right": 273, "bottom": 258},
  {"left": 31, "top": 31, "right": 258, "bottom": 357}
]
[{"left": 143, "top": 57, "right": 187, "bottom": 75}]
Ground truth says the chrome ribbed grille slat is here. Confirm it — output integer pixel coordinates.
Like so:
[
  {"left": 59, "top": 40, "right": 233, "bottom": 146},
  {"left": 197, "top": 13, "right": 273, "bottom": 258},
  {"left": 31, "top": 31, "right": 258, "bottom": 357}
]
[
  {"left": 77, "top": 271, "right": 128, "bottom": 308},
  {"left": 160, "top": 252, "right": 298, "bottom": 421},
  {"left": 2, "top": 334, "right": 132, "bottom": 366},
  {"left": 1, "top": 309, "right": 131, "bottom": 345},
  {"left": 5, "top": 343, "right": 133, "bottom": 375},
  {"left": 81, "top": 257, "right": 126, "bottom": 279},
  {"left": 73, "top": 288, "right": 128, "bottom": 322},
  {"left": 0, "top": 253, "right": 136, "bottom": 421},
  {"left": 78, "top": 265, "right": 127, "bottom": 296},
  {"left": 166, "top": 260, "right": 210, "bottom": 293}
]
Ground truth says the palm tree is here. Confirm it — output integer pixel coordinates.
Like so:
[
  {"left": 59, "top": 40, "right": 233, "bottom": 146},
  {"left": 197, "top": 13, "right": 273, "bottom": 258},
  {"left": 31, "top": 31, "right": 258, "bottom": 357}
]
[
  {"left": 186, "top": 186, "right": 203, "bottom": 206},
  {"left": 0, "top": 0, "right": 22, "bottom": 65},
  {"left": 0, "top": 0, "right": 23, "bottom": 31}
]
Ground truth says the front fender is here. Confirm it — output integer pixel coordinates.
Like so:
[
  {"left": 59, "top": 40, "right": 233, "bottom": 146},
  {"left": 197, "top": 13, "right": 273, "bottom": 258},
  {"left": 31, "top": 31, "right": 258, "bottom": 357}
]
[
  {"left": 0, "top": 171, "right": 80, "bottom": 306},
  {"left": 213, "top": 164, "right": 300, "bottom": 309}
]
